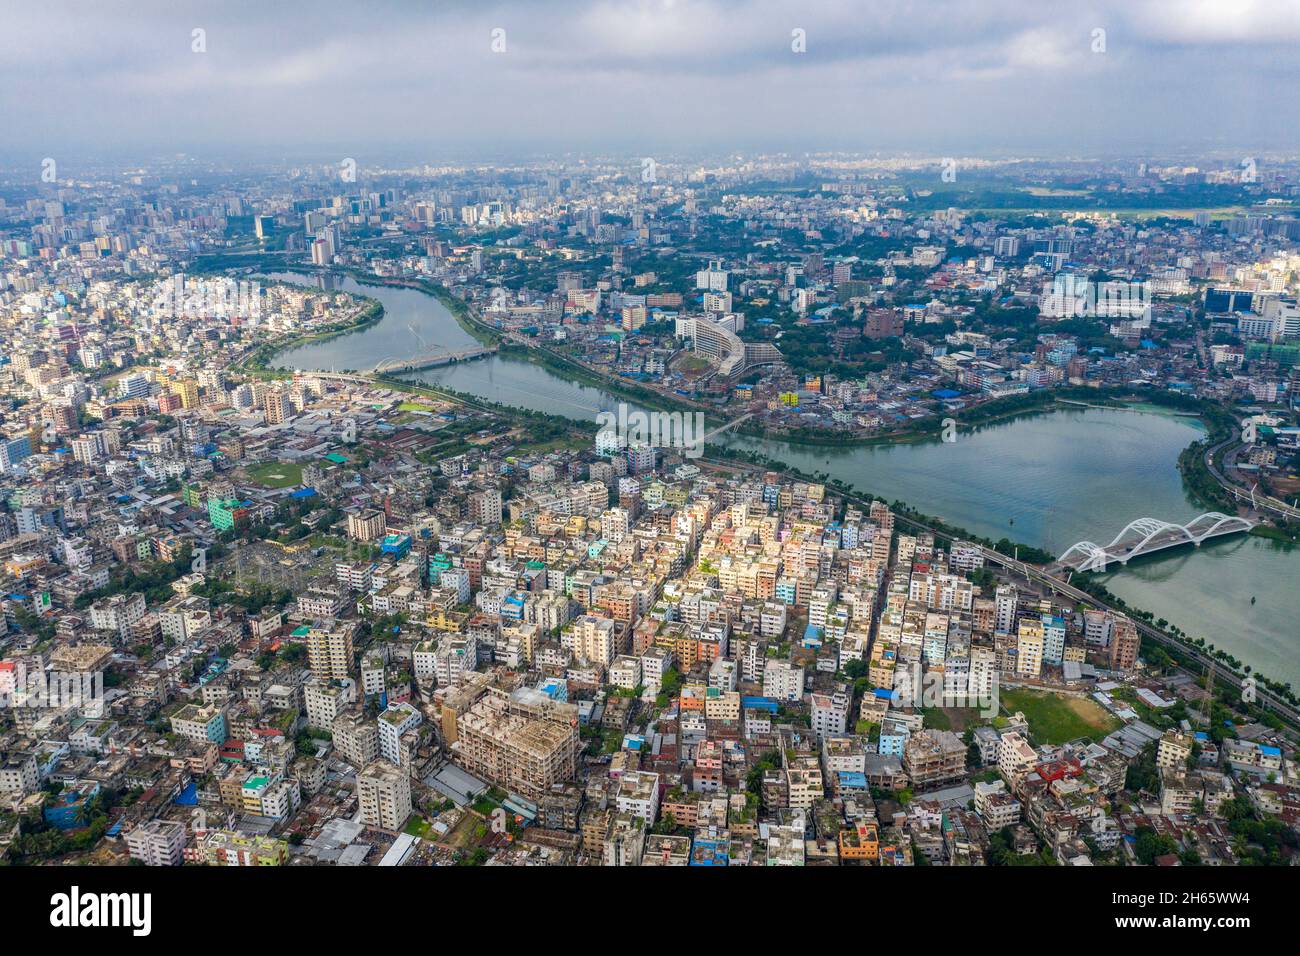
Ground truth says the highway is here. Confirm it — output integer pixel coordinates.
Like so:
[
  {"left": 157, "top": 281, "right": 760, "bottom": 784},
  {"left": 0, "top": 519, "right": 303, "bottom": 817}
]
[{"left": 1204, "top": 434, "right": 1300, "bottom": 522}]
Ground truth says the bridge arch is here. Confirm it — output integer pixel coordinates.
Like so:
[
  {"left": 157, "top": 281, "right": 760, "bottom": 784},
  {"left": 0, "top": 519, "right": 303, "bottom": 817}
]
[{"left": 1057, "top": 512, "right": 1254, "bottom": 571}]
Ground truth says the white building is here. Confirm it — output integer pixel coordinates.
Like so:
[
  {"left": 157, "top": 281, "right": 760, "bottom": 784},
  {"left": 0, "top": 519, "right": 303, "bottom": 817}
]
[
  {"left": 377, "top": 702, "right": 422, "bottom": 767},
  {"left": 762, "top": 659, "right": 805, "bottom": 702},
  {"left": 810, "top": 692, "right": 850, "bottom": 738},
  {"left": 615, "top": 771, "right": 660, "bottom": 823}
]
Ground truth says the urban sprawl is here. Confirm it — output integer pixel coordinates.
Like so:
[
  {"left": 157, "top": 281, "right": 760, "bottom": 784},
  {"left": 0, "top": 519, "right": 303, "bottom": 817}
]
[{"left": 1, "top": 153, "right": 1298, "bottom": 868}]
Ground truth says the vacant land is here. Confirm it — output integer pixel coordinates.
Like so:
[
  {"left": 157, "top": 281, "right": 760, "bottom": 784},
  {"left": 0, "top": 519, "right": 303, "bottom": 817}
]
[
  {"left": 245, "top": 461, "right": 304, "bottom": 488},
  {"left": 404, "top": 815, "right": 434, "bottom": 839},
  {"left": 1001, "top": 688, "right": 1121, "bottom": 745},
  {"left": 920, "top": 706, "right": 985, "bottom": 734}
]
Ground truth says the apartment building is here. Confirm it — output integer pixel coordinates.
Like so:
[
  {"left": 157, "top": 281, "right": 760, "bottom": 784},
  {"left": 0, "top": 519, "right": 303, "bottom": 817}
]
[
  {"left": 1015, "top": 618, "right": 1044, "bottom": 677},
  {"left": 304, "top": 679, "right": 355, "bottom": 729},
  {"left": 358, "top": 760, "right": 413, "bottom": 831},
  {"left": 762, "top": 658, "right": 805, "bottom": 702},
  {"left": 306, "top": 624, "right": 355, "bottom": 682},
  {"left": 1157, "top": 730, "right": 1195, "bottom": 771},
  {"left": 89, "top": 592, "right": 146, "bottom": 641},
  {"left": 998, "top": 731, "right": 1038, "bottom": 783},
  {"left": 378, "top": 702, "right": 423, "bottom": 767},
  {"left": 202, "top": 830, "right": 289, "bottom": 866},
  {"left": 125, "top": 819, "right": 187, "bottom": 866},
  {"left": 0, "top": 750, "right": 39, "bottom": 795},
  {"left": 347, "top": 508, "right": 387, "bottom": 542},
  {"left": 1109, "top": 615, "right": 1140, "bottom": 671},
  {"left": 170, "top": 703, "right": 227, "bottom": 744},
  {"left": 973, "top": 780, "right": 1022, "bottom": 831},
  {"left": 810, "top": 692, "right": 850, "bottom": 738},
  {"left": 332, "top": 712, "right": 380, "bottom": 768},
  {"left": 615, "top": 770, "right": 661, "bottom": 822}
]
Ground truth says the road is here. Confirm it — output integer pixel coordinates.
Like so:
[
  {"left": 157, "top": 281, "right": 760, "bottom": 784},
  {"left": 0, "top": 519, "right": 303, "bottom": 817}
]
[{"left": 1204, "top": 434, "right": 1300, "bottom": 522}]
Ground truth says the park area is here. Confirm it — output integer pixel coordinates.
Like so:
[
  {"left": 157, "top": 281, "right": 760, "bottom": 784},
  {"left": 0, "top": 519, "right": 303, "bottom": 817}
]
[{"left": 1000, "top": 688, "right": 1122, "bottom": 745}]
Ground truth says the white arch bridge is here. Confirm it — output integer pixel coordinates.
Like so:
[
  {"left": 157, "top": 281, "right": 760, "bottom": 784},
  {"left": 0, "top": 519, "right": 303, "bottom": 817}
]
[{"left": 1055, "top": 512, "right": 1255, "bottom": 573}]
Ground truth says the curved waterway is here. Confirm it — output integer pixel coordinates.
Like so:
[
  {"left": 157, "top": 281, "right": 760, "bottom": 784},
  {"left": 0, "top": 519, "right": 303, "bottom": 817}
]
[{"left": 267, "top": 271, "right": 1300, "bottom": 688}]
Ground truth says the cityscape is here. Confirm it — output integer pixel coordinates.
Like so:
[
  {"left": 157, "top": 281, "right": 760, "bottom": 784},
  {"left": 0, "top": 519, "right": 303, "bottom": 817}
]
[{"left": 0, "top": 1, "right": 1296, "bottom": 924}]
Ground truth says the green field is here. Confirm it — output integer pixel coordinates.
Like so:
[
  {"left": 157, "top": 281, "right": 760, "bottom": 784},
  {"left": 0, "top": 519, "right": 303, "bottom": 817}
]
[
  {"left": 245, "top": 461, "right": 304, "bottom": 488},
  {"left": 404, "top": 815, "right": 434, "bottom": 838},
  {"left": 1000, "top": 689, "right": 1121, "bottom": 745}
]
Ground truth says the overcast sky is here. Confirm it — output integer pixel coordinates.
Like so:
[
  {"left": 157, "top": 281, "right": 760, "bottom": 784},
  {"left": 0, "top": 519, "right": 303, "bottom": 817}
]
[{"left": 4, "top": 0, "right": 1299, "bottom": 162}]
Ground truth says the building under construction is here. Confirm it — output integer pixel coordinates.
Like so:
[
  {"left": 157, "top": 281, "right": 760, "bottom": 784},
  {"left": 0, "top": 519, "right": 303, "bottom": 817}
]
[{"left": 451, "top": 685, "right": 580, "bottom": 800}]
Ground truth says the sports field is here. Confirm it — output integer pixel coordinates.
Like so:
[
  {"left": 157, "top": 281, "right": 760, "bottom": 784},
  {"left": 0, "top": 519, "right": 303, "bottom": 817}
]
[
  {"left": 1000, "top": 688, "right": 1121, "bottom": 745},
  {"left": 245, "top": 461, "right": 304, "bottom": 488}
]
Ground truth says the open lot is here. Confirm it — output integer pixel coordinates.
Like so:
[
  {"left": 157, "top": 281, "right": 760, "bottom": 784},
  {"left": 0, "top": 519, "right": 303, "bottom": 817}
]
[
  {"left": 920, "top": 706, "right": 985, "bottom": 734},
  {"left": 1000, "top": 688, "right": 1122, "bottom": 745}
]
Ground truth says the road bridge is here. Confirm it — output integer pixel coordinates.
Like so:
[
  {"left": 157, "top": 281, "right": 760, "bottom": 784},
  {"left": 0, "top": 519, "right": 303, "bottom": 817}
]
[
  {"left": 369, "top": 345, "right": 497, "bottom": 375},
  {"left": 1054, "top": 512, "right": 1255, "bottom": 573}
]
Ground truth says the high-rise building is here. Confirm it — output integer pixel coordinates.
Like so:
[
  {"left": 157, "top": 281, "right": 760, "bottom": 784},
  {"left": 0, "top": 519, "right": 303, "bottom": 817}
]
[
  {"left": 1015, "top": 618, "right": 1044, "bottom": 677},
  {"left": 119, "top": 373, "right": 151, "bottom": 400},
  {"left": 264, "top": 388, "right": 292, "bottom": 424},
  {"left": 377, "top": 702, "right": 422, "bottom": 767},
  {"left": 347, "top": 509, "right": 387, "bottom": 541},
  {"left": 1109, "top": 615, "right": 1140, "bottom": 671},
  {"left": 357, "top": 760, "right": 412, "bottom": 832},
  {"left": 994, "top": 585, "right": 1018, "bottom": 634},
  {"left": 469, "top": 488, "right": 503, "bottom": 526},
  {"left": 332, "top": 712, "right": 379, "bottom": 767},
  {"left": 306, "top": 625, "right": 354, "bottom": 681},
  {"left": 176, "top": 379, "right": 201, "bottom": 409}
]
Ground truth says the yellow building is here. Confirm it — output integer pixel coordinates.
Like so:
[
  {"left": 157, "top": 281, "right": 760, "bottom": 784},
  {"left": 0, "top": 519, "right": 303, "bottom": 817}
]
[{"left": 203, "top": 830, "right": 288, "bottom": 866}]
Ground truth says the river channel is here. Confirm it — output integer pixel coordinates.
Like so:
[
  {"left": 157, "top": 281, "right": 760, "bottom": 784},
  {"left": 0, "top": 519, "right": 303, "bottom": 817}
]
[{"left": 267, "top": 271, "right": 1300, "bottom": 689}]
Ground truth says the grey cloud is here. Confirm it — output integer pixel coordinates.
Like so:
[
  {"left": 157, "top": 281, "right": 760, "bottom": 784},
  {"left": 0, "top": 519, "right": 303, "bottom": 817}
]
[{"left": 1, "top": 0, "right": 1296, "bottom": 157}]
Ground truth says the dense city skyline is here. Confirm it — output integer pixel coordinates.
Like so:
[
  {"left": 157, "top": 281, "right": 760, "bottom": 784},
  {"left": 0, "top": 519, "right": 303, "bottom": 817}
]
[{"left": 3, "top": 2, "right": 1297, "bottom": 928}]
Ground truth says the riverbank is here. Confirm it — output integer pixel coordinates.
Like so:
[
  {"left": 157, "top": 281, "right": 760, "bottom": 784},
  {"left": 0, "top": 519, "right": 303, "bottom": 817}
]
[
  {"left": 251, "top": 263, "right": 1215, "bottom": 452},
  {"left": 241, "top": 297, "right": 385, "bottom": 376},
  {"left": 245, "top": 263, "right": 1300, "bottom": 698}
]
